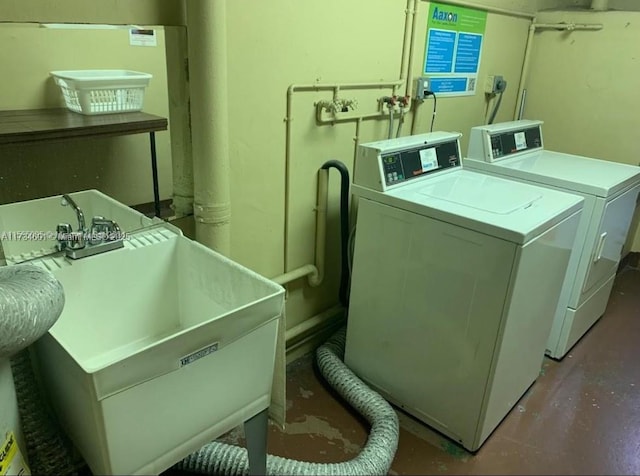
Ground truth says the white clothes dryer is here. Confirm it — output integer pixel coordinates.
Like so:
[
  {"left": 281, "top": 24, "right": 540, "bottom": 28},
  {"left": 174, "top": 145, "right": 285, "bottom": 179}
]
[{"left": 464, "top": 120, "right": 640, "bottom": 359}]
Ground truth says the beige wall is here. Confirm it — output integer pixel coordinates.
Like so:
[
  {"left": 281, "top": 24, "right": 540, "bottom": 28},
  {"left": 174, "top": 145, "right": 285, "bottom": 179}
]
[
  {"left": 0, "top": 24, "right": 172, "bottom": 206},
  {"left": 524, "top": 9, "right": 640, "bottom": 251},
  {"left": 222, "top": 0, "right": 532, "bottom": 328},
  {"left": 4, "top": 0, "right": 630, "bottom": 333}
]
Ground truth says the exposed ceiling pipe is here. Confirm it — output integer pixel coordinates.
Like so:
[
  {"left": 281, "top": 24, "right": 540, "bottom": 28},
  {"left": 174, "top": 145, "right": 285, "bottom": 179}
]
[{"left": 186, "top": 0, "right": 231, "bottom": 255}]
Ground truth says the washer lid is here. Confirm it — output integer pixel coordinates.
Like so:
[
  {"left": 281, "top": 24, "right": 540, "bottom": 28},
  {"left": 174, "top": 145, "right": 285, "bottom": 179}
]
[
  {"left": 464, "top": 150, "right": 640, "bottom": 197},
  {"left": 417, "top": 173, "right": 542, "bottom": 214},
  {"left": 353, "top": 169, "right": 584, "bottom": 244}
]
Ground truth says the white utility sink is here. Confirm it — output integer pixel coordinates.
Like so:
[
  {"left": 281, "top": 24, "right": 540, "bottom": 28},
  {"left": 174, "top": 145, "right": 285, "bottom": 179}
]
[
  {"left": 0, "top": 191, "right": 285, "bottom": 475},
  {"left": 33, "top": 227, "right": 284, "bottom": 475}
]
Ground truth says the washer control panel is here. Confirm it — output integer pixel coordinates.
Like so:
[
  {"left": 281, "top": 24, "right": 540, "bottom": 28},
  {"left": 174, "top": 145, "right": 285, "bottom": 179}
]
[
  {"left": 381, "top": 140, "right": 460, "bottom": 187},
  {"left": 354, "top": 131, "right": 463, "bottom": 192}
]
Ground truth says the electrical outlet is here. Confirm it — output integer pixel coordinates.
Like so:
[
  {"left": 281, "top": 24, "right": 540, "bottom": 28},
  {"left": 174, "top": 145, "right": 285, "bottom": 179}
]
[
  {"left": 415, "top": 77, "right": 431, "bottom": 100},
  {"left": 485, "top": 75, "right": 505, "bottom": 95}
]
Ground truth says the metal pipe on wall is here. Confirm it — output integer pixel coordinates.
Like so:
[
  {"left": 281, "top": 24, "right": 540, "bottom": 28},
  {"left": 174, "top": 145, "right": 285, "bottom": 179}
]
[
  {"left": 420, "top": 0, "right": 535, "bottom": 19},
  {"left": 186, "top": 0, "right": 231, "bottom": 255},
  {"left": 513, "top": 20, "right": 604, "bottom": 120}
]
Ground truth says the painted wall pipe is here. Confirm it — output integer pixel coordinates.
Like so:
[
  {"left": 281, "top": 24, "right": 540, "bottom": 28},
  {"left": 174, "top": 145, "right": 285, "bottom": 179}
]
[
  {"left": 534, "top": 23, "right": 604, "bottom": 30},
  {"left": 310, "top": 169, "right": 328, "bottom": 287},
  {"left": 164, "top": 26, "right": 194, "bottom": 218},
  {"left": 273, "top": 264, "right": 319, "bottom": 287},
  {"left": 404, "top": 0, "right": 419, "bottom": 99},
  {"left": 420, "top": 0, "right": 535, "bottom": 19},
  {"left": 514, "top": 21, "right": 537, "bottom": 121},
  {"left": 514, "top": 20, "right": 604, "bottom": 120},
  {"left": 272, "top": 168, "right": 328, "bottom": 287},
  {"left": 283, "top": 80, "right": 401, "bottom": 274},
  {"left": 186, "top": 0, "right": 231, "bottom": 255},
  {"left": 279, "top": 1, "right": 418, "bottom": 286},
  {"left": 285, "top": 304, "right": 344, "bottom": 344}
]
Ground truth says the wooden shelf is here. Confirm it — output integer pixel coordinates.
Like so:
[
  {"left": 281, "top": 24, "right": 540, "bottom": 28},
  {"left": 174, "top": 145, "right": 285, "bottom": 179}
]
[
  {"left": 0, "top": 108, "right": 167, "bottom": 145},
  {"left": 0, "top": 108, "right": 168, "bottom": 216}
]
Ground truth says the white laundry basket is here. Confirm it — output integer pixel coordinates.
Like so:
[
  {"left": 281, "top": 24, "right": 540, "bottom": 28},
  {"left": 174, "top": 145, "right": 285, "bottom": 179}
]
[{"left": 50, "top": 70, "right": 152, "bottom": 115}]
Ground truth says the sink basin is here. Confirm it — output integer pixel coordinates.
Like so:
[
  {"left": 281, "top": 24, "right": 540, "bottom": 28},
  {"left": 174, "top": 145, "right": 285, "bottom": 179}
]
[
  {"left": 30, "top": 226, "right": 285, "bottom": 475},
  {"left": 0, "top": 189, "right": 160, "bottom": 264}
]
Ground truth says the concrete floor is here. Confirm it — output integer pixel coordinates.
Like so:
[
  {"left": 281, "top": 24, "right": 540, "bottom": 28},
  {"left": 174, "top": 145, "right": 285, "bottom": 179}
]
[{"left": 165, "top": 265, "right": 640, "bottom": 475}]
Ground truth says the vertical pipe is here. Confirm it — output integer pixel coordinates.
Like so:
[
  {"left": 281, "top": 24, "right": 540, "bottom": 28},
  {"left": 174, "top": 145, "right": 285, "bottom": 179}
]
[
  {"left": 514, "top": 20, "right": 536, "bottom": 120},
  {"left": 164, "top": 26, "right": 194, "bottom": 218},
  {"left": 404, "top": 0, "right": 419, "bottom": 99},
  {"left": 186, "top": 0, "right": 231, "bottom": 255},
  {"left": 309, "top": 170, "right": 328, "bottom": 287},
  {"left": 518, "top": 89, "right": 527, "bottom": 120}
]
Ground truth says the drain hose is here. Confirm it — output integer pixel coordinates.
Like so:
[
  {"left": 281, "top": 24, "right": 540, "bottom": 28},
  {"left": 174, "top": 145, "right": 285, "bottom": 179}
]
[
  {"left": 0, "top": 264, "right": 65, "bottom": 358},
  {"left": 176, "top": 327, "right": 399, "bottom": 475}
]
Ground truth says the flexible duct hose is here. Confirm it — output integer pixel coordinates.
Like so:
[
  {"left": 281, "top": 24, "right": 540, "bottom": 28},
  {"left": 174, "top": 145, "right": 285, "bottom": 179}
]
[
  {"left": 176, "top": 327, "right": 399, "bottom": 475},
  {"left": 0, "top": 264, "right": 65, "bottom": 358}
]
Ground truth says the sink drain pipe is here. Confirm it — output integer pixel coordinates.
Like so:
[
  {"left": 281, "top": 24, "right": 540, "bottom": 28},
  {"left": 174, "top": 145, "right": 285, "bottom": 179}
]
[{"left": 177, "top": 160, "right": 399, "bottom": 475}]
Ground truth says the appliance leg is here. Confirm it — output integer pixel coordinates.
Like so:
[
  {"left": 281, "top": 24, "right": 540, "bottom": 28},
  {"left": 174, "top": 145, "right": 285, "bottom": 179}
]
[{"left": 244, "top": 408, "right": 269, "bottom": 475}]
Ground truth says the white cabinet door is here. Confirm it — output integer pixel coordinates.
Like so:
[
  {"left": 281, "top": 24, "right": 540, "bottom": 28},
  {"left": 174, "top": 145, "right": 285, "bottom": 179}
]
[{"left": 582, "top": 185, "right": 640, "bottom": 296}]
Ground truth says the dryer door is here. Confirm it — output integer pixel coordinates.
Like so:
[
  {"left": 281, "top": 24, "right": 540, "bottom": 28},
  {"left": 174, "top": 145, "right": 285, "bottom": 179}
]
[{"left": 582, "top": 184, "right": 640, "bottom": 297}]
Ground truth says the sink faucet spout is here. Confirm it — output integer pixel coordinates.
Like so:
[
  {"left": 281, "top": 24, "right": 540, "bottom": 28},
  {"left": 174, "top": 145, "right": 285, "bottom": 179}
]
[{"left": 61, "top": 194, "right": 86, "bottom": 232}]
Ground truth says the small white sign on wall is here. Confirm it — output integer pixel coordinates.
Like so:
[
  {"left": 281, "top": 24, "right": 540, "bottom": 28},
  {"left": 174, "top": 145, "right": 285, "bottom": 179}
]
[{"left": 129, "top": 28, "right": 157, "bottom": 47}]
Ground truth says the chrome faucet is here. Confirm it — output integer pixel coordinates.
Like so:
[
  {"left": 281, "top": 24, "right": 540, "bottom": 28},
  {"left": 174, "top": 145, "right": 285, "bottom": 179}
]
[
  {"left": 61, "top": 194, "right": 86, "bottom": 234},
  {"left": 57, "top": 194, "right": 125, "bottom": 259}
]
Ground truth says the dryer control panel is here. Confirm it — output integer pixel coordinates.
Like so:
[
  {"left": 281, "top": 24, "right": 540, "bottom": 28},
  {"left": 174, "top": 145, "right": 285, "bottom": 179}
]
[
  {"left": 355, "top": 131, "right": 463, "bottom": 192},
  {"left": 467, "top": 119, "right": 544, "bottom": 163}
]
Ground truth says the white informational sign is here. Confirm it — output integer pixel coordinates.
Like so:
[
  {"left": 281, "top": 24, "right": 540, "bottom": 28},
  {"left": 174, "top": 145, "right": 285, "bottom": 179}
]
[
  {"left": 129, "top": 28, "right": 157, "bottom": 47},
  {"left": 514, "top": 132, "right": 527, "bottom": 150},
  {"left": 419, "top": 147, "right": 440, "bottom": 172}
]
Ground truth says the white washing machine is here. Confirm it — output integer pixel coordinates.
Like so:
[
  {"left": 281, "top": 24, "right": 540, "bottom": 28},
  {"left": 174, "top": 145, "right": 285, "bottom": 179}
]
[
  {"left": 464, "top": 120, "right": 640, "bottom": 360},
  {"left": 345, "top": 131, "right": 583, "bottom": 452}
]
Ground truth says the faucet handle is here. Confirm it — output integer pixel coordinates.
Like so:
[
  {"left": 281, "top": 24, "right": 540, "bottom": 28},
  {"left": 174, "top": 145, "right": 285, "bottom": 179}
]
[
  {"left": 90, "top": 217, "right": 122, "bottom": 243},
  {"left": 56, "top": 223, "right": 72, "bottom": 251}
]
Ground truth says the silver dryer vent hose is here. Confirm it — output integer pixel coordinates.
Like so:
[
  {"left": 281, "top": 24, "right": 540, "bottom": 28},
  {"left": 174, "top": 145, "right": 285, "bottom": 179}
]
[
  {"left": 0, "top": 264, "right": 65, "bottom": 358},
  {"left": 176, "top": 327, "right": 399, "bottom": 475}
]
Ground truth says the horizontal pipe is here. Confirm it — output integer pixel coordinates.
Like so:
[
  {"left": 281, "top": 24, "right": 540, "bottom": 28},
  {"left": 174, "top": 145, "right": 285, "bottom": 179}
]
[
  {"left": 534, "top": 23, "right": 604, "bottom": 30},
  {"left": 420, "top": 0, "right": 535, "bottom": 19},
  {"left": 272, "top": 264, "right": 318, "bottom": 286},
  {"left": 316, "top": 108, "right": 409, "bottom": 125},
  {"left": 285, "top": 304, "right": 345, "bottom": 343},
  {"left": 288, "top": 80, "right": 403, "bottom": 96}
]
